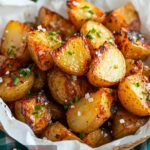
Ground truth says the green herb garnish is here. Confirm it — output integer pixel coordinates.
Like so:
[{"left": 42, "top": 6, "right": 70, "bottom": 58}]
[
  {"left": 75, "top": 96, "right": 79, "bottom": 102},
  {"left": 19, "top": 68, "right": 30, "bottom": 77},
  {"left": 97, "top": 32, "right": 102, "bottom": 38},
  {"left": 7, "top": 64, "right": 13, "bottom": 68},
  {"left": 27, "top": 90, "right": 31, "bottom": 98},
  {"left": 68, "top": 51, "right": 74, "bottom": 55},
  {"left": 8, "top": 49, "right": 16, "bottom": 58},
  {"left": 70, "top": 101, "right": 74, "bottom": 106},
  {"left": 11, "top": 74, "right": 19, "bottom": 86},
  {"left": 64, "top": 105, "right": 68, "bottom": 110},
  {"left": 135, "top": 82, "right": 140, "bottom": 87},
  {"left": 109, "top": 39, "right": 114, "bottom": 45},
  {"left": 82, "top": 6, "right": 89, "bottom": 9},
  {"left": 91, "top": 28, "right": 96, "bottom": 33},
  {"left": 79, "top": 132, "right": 85, "bottom": 138},
  {"left": 86, "top": 34, "right": 94, "bottom": 40},
  {"left": 49, "top": 31, "right": 57, "bottom": 36},
  {"left": 35, "top": 105, "right": 41, "bottom": 111},
  {"left": 146, "top": 95, "right": 150, "bottom": 101},
  {"left": 32, "top": 112, "right": 38, "bottom": 118},
  {"left": 88, "top": 10, "right": 94, "bottom": 15}
]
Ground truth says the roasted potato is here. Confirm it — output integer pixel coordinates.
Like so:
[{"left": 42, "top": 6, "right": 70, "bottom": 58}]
[
  {"left": 0, "top": 67, "right": 34, "bottom": 102},
  {"left": 52, "top": 34, "right": 91, "bottom": 76},
  {"left": 125, "top": 59, "right": 143, "bottom": 76},
  {"left": 43, "top": 121, "right": 81, "bottom": 141},
  {"left": 87, "top": 43, "right": 126, "bottom": 87},
  {"left": 103, "top": 3, "right": 140, "bottom": 32},
  {"left": 0, "top": 20, "right": 31, "bottom": 62},
  {"left": 67, "top": 0, "right": 105, "bottom": 29},
  {"left": 83, "top": 128, "right": 112, "bottom": 148},
  {"left": 15, "top": 96, "right": 51, "bottom": 134},
  {"left": 118, "top": 74, "right": 150, "bottom": 116},
  {"left": 112, "top": 108, "right": 147, "bottom": 139},
  {"left": 115, "top": 28, "right": 150, "bottom": 59},
  {"left": 37, "top": 7, "right": 76, "bottom": 40},
  {"left": 80, "top": 20, "right": 114, "bottom": 56},
  {"left": 143, "top": 65, "right": 150, "bottom": 80},
  {"left": 28, "top": 30, "right": 62, "bottom": 71},
  {"left": 48, "top": 67, "right": 92, "bottom": 105},
  {"left": 67, "top": 88, "right": 114, "bottom": 133}
]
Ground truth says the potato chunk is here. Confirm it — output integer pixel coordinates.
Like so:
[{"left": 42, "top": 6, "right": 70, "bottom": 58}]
[
  {"left": 48, "top": 67, "right": 92, "bottom": 105},
  {"left": 67, "top": 0, "right": 105, "bottom": 29},
  {"left": 52, "top": 34, "right": 91, "bottom": 76},
  {"left": 15, "top": 96, "right": 51, "bottom": 134},
  {"left": 115, "top": 28, "right": 150, "bottom": 59},
  {"left": 1, "top": 20, "right": 31, "bottom": 62},
  {"left": 67, "top": 88, "right": 113, "bottom": 133},
  {"left": 87, "top": 43, "right": 126, "bottom": 87},
  {"left": 118, "top": 74, "right": 150, "bottom": 116},
  {"left": 80, "top": 20, "right": 114, "bottom": 55},
  {"left": 37, "top": 7, "right": 76, "bottom": 40},
  {"left": 83, "top": 129, "right": 112, "bottom": 148},
  {"left": 103, "top": 3, "right": 140, "bottom": 32},
  {"left": 112, "top": 108, "right": 147, "bottom": 139},
  {"left": 28, "top": 30, "right": 62, "bottom": 71},
  {"left": 43, "top": 122, "right": 81, "bottom": 141}
]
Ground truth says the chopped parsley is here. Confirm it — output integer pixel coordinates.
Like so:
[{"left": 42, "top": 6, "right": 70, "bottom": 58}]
[
  {"left": 86, "top": 34, "right": 94, "bottom": 40},
  {"left": 86, "top": 28, "right": 102, "bottom": 40},
  {"left": 82, "top": 6, "right": 89, "bottom": 9},
  {"left": 7, "top": 63, "right": 13, "bottom": 68},
  {"left": 88, "top": 10, "right": 94, "bottom": 15},
  {"left": 8, "top": 47, "right": 16, "bottom": 58},
  {"left": 146, "top": 95, "right": 150, "bottom": 101},
  {"left": 135, "top": 82, "right": 140, "bottom": 87},
  {"left": 70, "top": 101, "right": 74, "bottom": 106},
  {"left": 97, "top": 32, "right": 102, "bottom": 38},
  {"left": 49, "top": 31, "right": 57, "bottom": 36},
  {"left": 75, "top": 96, "right": 79, "bottom": 102},
  {"left": 35, "top": 105, "right": 41, "bottom": 111},
  {"left": 32, "top": 112, "right": 38, "bottom": 118},
  {"left": 19, "top": 68, "right": 30, "bottom": 77},
  {"left": 27, "top": 90, "right": 31, "bottom": 98},
  {"left": 64, "top": 105, "right": 68, "bottom": 110},
  {"left": 79, "top": 132, "right": 85, "bottom": 138},
  {"left": 68, "top": 51, "right": 74, "bottom": 55},
  {"left": 91, "top": 28, "right": 96, "bottom": 33},
  {"left": 11, "top": 74, "right": 19, "bottom": 86},
  {"left": 109, "top": 39, "right": 114, "bottom": 45}
]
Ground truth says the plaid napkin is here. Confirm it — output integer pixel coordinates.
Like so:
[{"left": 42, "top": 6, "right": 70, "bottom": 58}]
[{"left": 0, "top": 130, "right": 149, "bottom": 150}]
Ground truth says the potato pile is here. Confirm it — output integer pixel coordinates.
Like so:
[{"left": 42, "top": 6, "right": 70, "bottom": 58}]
[{"left": 0, "top": 0, "right": 150, "bottom": 148}]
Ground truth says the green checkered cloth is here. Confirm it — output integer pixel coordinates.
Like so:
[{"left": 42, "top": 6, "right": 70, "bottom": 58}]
[{"left": 0, "top": 130, "right": 149, "bottom": 150}]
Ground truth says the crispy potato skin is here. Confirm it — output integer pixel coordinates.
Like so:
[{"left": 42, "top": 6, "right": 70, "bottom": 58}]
[
  {"left": 80, "top": 20, "right": 114, "bottom": 56},
  {"left": 67, "top": 0, "right": 105, "bottom": 29},
  {"left": 0, "top": 21, "right": 31, "bottom": 62},
  {"left": 112, "top": 108, "right": 147, "bottom": 139},
  {"left": 67, "top": 88, "right": 113, "bottom": 133},
  {"left": 83, "top": 129, "right": 112, "bottom": 148},
  {"left": 37, "top": 7, "right": 76, "bottom": 40},
  {"left": 115, "top": 29, "right": 150, "bottom": 59},
  {"left": 103, "top": 3, "right": 140, "bottom": 32},
  {"left": 143, "top": 65, "right": 150, "bottom": 80},
  {"left": 15, "top": 96, "right": 51, "bottom": 134},
  {"left": 43, "top": 122, "right": 81, "bottom": 141},
  {"left": 87, "top": 43, "right": 126, "bottom": 87},
  {"left": 0, "top": 70, "right": 34, "bottom": 102},
  {"left": 48, "top": 67, "right": 92, "bottom": 105},
  {"left": 125, "top": 59, "right": 143, "bottom": 76},
  {"left": 118, "top": 75, "right": 150, "bottom": 116},
  {"left": 52, "top": 34, "right": 91, "bottom": 76}
]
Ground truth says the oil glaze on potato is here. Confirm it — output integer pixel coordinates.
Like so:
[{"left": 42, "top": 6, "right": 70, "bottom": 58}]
[
  {"left": 1, "top": 20, "right": 31, "bottom": 62},
  {"left": 43, "top": 121, "right": 81, "bottom": 141},
  {"left": 87, "top": 43, "right": 126, "bottom": 87},
  {"left": 67, "top": 88, "right": 113, "bottom": 133},
  {"left": 52, "top": 34, "right": 91, "bottom": 76},
  {"left": 118, "top": 74, "right": 150, "bottom": 116},
  {"left": 67, "top": 0, "right": 105, "bottom": 29},
  {"left": 15, "top": 96, "right": 51, "bottom": 134},
  {"left": 48, "top": 67, "right": 92, "bottom": 105}
]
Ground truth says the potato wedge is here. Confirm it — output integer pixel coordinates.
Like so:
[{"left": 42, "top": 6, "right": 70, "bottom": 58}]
[
  {"left": 15, "top": 96, "right": 51, "bottom": 134},
  {"left": 83, "top": 129, "right": 112, "bottom": 148},
  {"left": 125, "top": 59, "right": 143, "bottom": 76},
  {"left": 67, "top": 0, "right": 105, "bottom": 29},
  {"left": 118, "top": 74, "right": 150, "bottom": 116},
  {"left": 43, "top": 121, "right": 81, "bottom": 141},
  {"left": 87, "top": 43, "right": 126, "bottom": 87},
  {"left": 48, "top": 67, "right": 92, "bottom": 105},
  {"left": 0, "top": 67, "right": 34, "bottom": 102},
  {"left": 115, "top": 28, "right": 150, "bottom": 59},
  {"left": 80, "top": 20, "right": 114, "bottom": 55},
  {"left": 112, "top": 108, "right": 147, "bottom": 139},
  {"left": 0, "top": 20, "right": 31, "bottom": 62},
  {"left": 67, "top": 88, "right": 113, "bottom": 133},
  {"left": 37, "top": 7, "right": 76, "bottom": 40},
  {"left": 28, "top": 30, "right": 62, "bottom": 71},
  {"left": 52, "top": 34, "right": 91, "bottom": 76},
  {"left": 143, "top": 65, "right": 150, "bottom": 80},
  {"left": 103, "top": 3, "right": 140, "bottom": 32}
]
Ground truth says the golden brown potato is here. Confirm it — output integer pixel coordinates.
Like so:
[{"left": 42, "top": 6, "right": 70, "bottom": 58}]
[
  {"left": 37, "top": 7, "right": 76, "bottom": 40},
  {"left": 143, "top": 65, "right": 150, "bottom": 80},
  {"left": 0, "top": 67, "right": 34, "bottom": 102},
  {"left": 0, "top": 20, "right": 31, "bottom": 62},
  {"left": 67, "top": 88, "right": 114, "bottom": 133},
  {"left": 43, "top": 121, "right": 81, "bottom": 141},
  {"left": 15, "top": 96, "right": 51, "bottom": 134},
  {"left": 28, "top": 30, "right": 62, "bottom": 71},
  {"left": 52, "top": 34, "right": 91, "bottom": 76},
  {"left": 67, "top": 0, "right": 105, "bottom": 29},
  {"left": 103, "top": 3, "right": 140, "bottom": 32},
  {"left": 87, "top": 43, "right": 126, "bottom": 87},
  {"left": 115, "top": 28, "right": 150, "bottom": 59},
  {"left": 125, "top": 59, "right": 143, "bottom": 76},
  {"left": 80, "top": 20, "right": 114, "bottom": 56},
  {"left": 83, "top": 129, "right": 112, "bottom": 148},
  {"left": 118, "top": 74, "right": 150, "bottom": 116},
  {"left": 48, "top": 67, "right": 92, "bottom": 105},
  {"left": 112, "top": 108, "right": 147, "bottom": 139}
]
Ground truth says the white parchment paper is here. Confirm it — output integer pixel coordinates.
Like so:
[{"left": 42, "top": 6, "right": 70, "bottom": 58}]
[{"left": 0, "top": 0, "right": 150, "bottom": 150}]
